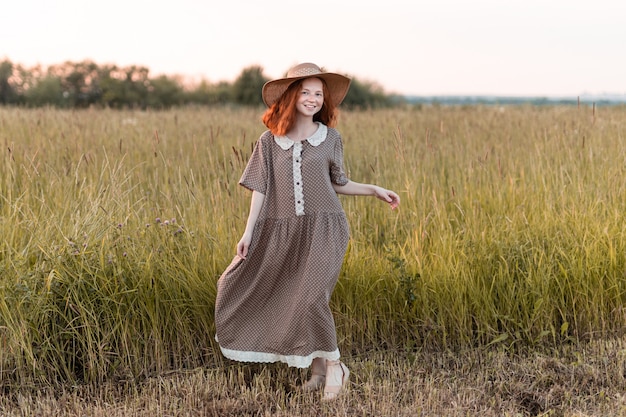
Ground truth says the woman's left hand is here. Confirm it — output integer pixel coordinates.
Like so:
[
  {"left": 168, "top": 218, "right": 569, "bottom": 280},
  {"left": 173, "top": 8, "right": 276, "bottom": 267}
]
[{"left": 374, "top": 187, "right": 400, "bottom": 210}]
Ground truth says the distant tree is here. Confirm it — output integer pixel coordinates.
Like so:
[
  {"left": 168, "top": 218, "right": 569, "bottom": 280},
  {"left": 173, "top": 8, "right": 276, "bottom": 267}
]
[
  {"left": 0, "top": 59, "right": 17, "bottom": 104},
  {"left": 25, "top": 76, "right": 64, "bottom": 107},
  {"left": 124, "top": 65, "right": 150, "bottom": 108},
  {"left": 0, "top": 59, "right": 403, "bottom": 109},
  {"left": 232, "top": 65, "right": 267, "bottom": 106},
  {"left": 342, "top": 78, "right": 394, "bottom": 109},
  {"left": 185, "top": 79, "right": 210, "bottom": 105},
  {"left": 6, "top": 63, "right": 32, "bottom": 105},
  {"left": 214, "top": 81, "right": 235, "bottom": 104},
  {"left": 99, "top": 65, "right": 125, "bottom": 108},
  {"left": 186, "top": 79, "right": 233, "bottom": 105},
  {"left": 99, "top": 64, "right": 150, "bottom": 109},
  {"left": 44, "top": 60, "right": 99, "bottom": 107},
  {"left": 147, "top": 75, "right": 183, "bottom": 108}
]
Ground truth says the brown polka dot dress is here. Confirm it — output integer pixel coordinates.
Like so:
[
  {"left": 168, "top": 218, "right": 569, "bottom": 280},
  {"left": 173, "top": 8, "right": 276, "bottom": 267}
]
[{"left": 215, "top": 123, "right": 350, "bottom": 368}]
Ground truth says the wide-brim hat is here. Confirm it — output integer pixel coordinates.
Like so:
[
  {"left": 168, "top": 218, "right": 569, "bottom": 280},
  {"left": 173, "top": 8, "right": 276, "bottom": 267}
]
[{"left": 262, "top": 63, "right": 351, "bottom": 107}]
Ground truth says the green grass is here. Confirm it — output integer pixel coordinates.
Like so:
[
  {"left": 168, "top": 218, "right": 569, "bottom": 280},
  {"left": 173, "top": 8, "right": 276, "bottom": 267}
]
[{"left": 1, "top": 104, "right": 625, "bottom": 400}]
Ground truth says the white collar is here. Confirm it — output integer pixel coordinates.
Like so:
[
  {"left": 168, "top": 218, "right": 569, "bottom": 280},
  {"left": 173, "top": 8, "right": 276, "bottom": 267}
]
[{"left": 274, "top": 123, "right": 327, "bottom": 150}]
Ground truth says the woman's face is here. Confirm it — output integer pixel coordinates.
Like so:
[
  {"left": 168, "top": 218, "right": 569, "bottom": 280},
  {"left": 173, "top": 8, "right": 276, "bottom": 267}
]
[{"left": 295, "top": 77, "right": 324, "bottom": 117}]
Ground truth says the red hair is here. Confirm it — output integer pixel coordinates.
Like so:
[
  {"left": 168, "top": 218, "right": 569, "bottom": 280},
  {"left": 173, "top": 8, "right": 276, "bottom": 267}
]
[{"left": 262, "top": 78, "right": 339, "bottom": 136}]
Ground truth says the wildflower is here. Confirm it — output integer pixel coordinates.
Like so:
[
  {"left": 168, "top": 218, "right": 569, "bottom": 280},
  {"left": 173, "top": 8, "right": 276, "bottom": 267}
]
[{"left": 156, "top": 217, "right": 161, "bottom": 223}]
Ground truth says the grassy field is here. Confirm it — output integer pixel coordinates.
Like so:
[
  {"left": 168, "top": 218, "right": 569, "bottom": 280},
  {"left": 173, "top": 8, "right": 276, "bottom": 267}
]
[
  {"left": 1, "top": 104, "right": 626, "bottom": 415},
  {"left": 2, "top": 340, "right": 626, "bottom": 416}
]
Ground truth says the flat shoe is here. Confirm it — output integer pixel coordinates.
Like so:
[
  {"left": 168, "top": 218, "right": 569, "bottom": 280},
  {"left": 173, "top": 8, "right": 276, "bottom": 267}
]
[{"left": 323, "top": 361, "right": 349, "bottom": 401}]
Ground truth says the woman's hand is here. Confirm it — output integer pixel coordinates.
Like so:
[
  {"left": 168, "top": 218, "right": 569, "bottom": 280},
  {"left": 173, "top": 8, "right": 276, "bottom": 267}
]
[
  {"left": 236, "top": 191, "right": 265, "bottom": 260},
  {"left": 237, "top": 233, "right": 252, "bottom": 259},
  {"left": 374, "top": 186, "right": 400, "bottom": 210}
]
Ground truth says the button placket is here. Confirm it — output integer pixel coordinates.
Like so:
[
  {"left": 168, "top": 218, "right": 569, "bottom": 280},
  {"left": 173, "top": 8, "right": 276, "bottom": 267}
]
[{"left": 292, "top": 142, "right": 305, "bottom": 216}]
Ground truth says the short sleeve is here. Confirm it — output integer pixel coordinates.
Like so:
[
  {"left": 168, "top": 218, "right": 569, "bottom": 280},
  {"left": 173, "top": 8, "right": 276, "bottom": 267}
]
[
  {"left": 330, "top": 132, "right": 349, "bottom": 186},
  {"left": 239, "top": 135, "right": 268, "bottom": 194}
]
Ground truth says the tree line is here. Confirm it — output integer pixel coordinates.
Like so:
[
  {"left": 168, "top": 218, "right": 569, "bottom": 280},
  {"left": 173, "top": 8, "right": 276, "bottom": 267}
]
[{"left": 0, "top": 59, "right": 401, "bottom": 110}]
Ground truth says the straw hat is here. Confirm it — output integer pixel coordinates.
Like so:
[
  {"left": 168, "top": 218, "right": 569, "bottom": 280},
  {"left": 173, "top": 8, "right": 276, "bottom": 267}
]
[{"left": 262, "top": 63, "right": 351, "bottom": 107}]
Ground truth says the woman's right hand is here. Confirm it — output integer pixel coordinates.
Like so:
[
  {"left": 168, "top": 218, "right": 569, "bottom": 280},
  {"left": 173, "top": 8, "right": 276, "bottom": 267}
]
[
  {"left": 236, "top": 191, "right": 265, "bottom": 260},
  {"left": 236, "top": 233, "right": 252, "bottom": 259}
]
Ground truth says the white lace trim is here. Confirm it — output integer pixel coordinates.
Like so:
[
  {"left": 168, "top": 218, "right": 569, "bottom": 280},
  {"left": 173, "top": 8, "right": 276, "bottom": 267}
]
[
  {"left": 219, "top": 345, "right": 340, "bottom": 368},
  {"left": 274, "top": 123, "right": 328, "bottom": 217}
]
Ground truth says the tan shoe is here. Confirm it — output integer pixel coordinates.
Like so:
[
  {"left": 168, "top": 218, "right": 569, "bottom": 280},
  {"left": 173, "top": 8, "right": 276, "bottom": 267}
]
[{"left": 323, "top": 361, "right": 349, "bottom": 401}]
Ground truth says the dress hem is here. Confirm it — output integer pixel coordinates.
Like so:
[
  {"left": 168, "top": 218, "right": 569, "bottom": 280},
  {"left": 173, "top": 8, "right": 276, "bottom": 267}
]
[{"left": 217, "top": 342, "right": 340, "bottom": 368}]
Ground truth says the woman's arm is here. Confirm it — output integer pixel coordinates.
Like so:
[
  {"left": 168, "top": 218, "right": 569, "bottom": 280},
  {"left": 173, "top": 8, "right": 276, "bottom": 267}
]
[
  {"left": 237, "top": 190, "right": 266, "bottom": 259},
  {"left": 333, "top": 181, "right": 400, "bottom": 210}
]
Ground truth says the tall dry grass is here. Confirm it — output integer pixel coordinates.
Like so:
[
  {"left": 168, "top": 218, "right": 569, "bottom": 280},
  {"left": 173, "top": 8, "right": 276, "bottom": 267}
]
[{"left": 0, "top": 104, "right": 625, "bottom": 392}]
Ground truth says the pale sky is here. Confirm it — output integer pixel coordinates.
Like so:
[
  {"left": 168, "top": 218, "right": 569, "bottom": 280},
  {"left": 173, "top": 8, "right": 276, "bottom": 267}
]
[{"left": 2, "top": 0, "right": 625, "bottom": 97}]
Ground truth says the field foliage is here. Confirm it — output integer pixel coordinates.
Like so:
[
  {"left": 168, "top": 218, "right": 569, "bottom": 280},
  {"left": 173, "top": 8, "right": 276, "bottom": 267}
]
[{"left": 1, "top": 105, "right": 625, "bottom": 389}]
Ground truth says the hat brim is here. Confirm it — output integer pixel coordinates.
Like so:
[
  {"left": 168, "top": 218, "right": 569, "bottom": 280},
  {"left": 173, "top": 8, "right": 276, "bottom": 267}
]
[{"left": 262, "top": 73, "right": 351, "bottom": 107}]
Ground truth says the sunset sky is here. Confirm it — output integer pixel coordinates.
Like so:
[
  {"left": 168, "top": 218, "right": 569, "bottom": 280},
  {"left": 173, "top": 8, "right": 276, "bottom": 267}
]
[{"left": 2, "top": 0, "right": 625, "bottom": 97}]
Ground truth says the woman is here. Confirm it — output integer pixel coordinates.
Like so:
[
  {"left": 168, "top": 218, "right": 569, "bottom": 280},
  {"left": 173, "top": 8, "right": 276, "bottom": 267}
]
[{"left": 214, "top": 63, "right": 399, "bottom": 400}]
